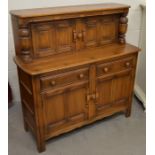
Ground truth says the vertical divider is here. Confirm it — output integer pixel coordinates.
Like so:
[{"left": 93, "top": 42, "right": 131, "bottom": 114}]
[{"left": 88, "top": 64, "right": 96, "bottom": 119}]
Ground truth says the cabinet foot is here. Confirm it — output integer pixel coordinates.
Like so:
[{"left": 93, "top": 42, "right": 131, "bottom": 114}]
[
  {"left": 36, "top": 137, "right": 46, "bottom": 153},
  {"left": 37, "top": 145, "right": 46, "bottom": 153},
  {"left": 125, "top": 108, "right": 131, "bottom": 118}
]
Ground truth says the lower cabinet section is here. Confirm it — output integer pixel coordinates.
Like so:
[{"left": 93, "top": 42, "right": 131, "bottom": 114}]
[{"left": 18, "top": 54, "right": 137, "bottom": 152}]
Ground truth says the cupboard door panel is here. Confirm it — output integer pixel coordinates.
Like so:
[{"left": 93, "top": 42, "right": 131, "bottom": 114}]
[
  {"left": 44, "top": 93, "right": 66, "bottom": 132},
  {"left": 32, "top": 23, "right": 56, "bottom": 57},
  {"left": 43, "top": 82, "right": 88, "bottom": 134},
  {"left": 55, "top": 20, "right": 76, "bottom": 53},
  {"left": 96, "top": 70, "right": 132, "bottom": 115},
  {"left": 99, "top": 16, "right": 118, "bottom": 45},
  {"left": 67, "top": 86, "right": 88, "bottom": 122},
  {"left": 112, "top": 72, "right": 132, "bottom": 102},
  {"left": 83, "top": 17, "right": 99, "bottom": 48},
  {"left": 97, "top": 79, "right": 112, "bottom": 108}
]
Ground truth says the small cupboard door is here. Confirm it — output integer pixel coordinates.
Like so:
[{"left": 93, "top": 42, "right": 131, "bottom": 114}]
[
  {"left": 82, "top": 17, "right": 99, "bottom": 48},
  {"left": 31, "top": 20, "right": 76, "bottom": 57},
  {"left": 78, "top": 15, "right": 118, "bottom": 50},
  {"left": 98, "top": 15, "right": 118, "bottom": 45},
  {"left": 96, "top": 70, "right": 133, "bottom": 116},
  {"left": 42, "top": 82, "right": 88, "bottom": 135}
]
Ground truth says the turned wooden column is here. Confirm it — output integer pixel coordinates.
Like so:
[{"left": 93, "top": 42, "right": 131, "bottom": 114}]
[
  {"left": 119, "top": 13, "right": 128, "bottom": 44},
  {"left": 19, "top": 27, "right": 32, "bottom": 62}
]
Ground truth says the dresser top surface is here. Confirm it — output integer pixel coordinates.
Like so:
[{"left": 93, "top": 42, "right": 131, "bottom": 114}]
[
  {"left": 15, "top": 43, "right": 139, "bottom": 76},
  {"left": 10, "top": 3, "right": 130, "bottom": 18}
]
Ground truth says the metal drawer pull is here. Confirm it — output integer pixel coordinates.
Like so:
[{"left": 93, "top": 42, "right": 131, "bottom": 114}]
[{"left": 50, "top": 81, "right": 56, "bottom": 86}]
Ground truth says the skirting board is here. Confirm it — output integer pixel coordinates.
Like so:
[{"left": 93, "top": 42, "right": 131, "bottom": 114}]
[{"left": 134, "top": 84, "right": 146, "bottom": 108}]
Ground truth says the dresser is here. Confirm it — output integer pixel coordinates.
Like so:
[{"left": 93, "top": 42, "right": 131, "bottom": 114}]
[{"left": 10, "top": 3, "right": 140, "bottom": 152}]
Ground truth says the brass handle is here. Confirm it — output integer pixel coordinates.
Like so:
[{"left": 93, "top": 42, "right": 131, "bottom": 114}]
[
  {"left": 103, "top": 67, "right": 109, "bottom": 73},
  {"left": 73, "top": 30, "right": 77, "bottom": 42},
  {"left": 79, "top": 73, "right": 84, "bottom": 79},
  {"left": 50, "top": 81, "right": 56, "bottom": 86},
  {"left": 125, "top": 62, "right": 130, "bottom": 67}
]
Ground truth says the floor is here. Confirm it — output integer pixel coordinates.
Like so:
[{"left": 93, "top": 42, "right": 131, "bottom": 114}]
[{"left": 8, "top": 97, "right": 146, "bottom": 155}]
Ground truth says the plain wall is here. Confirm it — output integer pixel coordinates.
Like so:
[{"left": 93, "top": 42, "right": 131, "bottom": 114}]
[{"left": 8, "top": 0, "right": 145, "bottom": 103}]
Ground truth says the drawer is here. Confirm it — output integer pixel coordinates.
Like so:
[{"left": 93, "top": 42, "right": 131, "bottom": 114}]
[
  {"left": 40, "top": 68, "right": 89, "bottom": 91},
  {"left": 97, "top": 57, "right": 135, "bottom": 77}
]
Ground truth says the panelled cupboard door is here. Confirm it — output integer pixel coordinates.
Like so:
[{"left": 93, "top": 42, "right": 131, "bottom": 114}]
[
  {"left": 99, "top": 15, "right": 118, "bottom": 45},
  {"left": 80, "top": 15, "right": 118, "bottom": 49},
  {"left": 42, "top": 82, "right": 88, "bottom": 135},
  {"left": 82, "top": 17, "right": 99, "bottom": 48},
  {"left": 96, "top": 70, "right": 133, "bottom": 115},
  {"left": 31, "top": 20, "right": 76, "bottom": 57}
]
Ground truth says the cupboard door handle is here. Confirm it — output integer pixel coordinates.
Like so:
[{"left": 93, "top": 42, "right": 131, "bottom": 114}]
[
  {"left": 73, "top": 30, "right": 77, "bottom": 42},
  {"left": 50, "top": 81, "right": 56, "bottom": 86}
]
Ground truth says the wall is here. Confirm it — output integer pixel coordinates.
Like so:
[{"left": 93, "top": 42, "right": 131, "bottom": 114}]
[
  {"left": 135, "top": 3, "right": 146, "bottom": 107},
  {"left": 8, "top": 0, "right": 145, "bottom": 103}
]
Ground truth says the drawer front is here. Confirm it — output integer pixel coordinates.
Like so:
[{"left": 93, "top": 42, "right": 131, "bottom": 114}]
[
  {"left": 40, "top": 68, "right": 89, "bottom": 91},
  {"left": 97, "top": 57, "right": 135, "bottom": 77}
]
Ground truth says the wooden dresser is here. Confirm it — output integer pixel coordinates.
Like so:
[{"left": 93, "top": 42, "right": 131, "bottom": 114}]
[{"left": 10, "top": 3, "right": 140, "bottom": 152}]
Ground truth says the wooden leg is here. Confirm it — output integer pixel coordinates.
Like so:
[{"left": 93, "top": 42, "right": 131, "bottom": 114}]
[
  {"left": 125, "top": 108, "right": 131, "bottom": 117},
  {"left": 36, "top": 137, "right": 46, "bottom": 153},
  {"left": 36, "top": 127, "right": 46, "bottom": 153}
]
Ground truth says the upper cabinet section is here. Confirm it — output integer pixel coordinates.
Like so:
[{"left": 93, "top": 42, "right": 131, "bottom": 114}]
[{"left": 10, "top": 3, "right": 130, "bottom": 62}]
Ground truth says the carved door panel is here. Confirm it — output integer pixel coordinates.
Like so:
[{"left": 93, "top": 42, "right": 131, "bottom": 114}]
[
  {"left": 31, "top": 20, "right": 76, "bottom": 57},
  {"left": 82, "top": 17, "right": 99, "bottom": 48},
  {"left": 96, "top": 76, "right": 113, "bottom": 115},
  {"left": 112, "top": 71, "right": 132, "bottom": 104},
  {"left": 55, "top": 20, "right": 76, "bottom": 53},
  {"left": 96, "top": 71, "right": 132, "bottom": 115},
  {"left": 42, "top": 82, "right": 88, "bottom": 134},
  {"left": 99, "top": 15, "right": 118, "bottom": 45},
  {"left": 32, "top": 23, "right": 56, "bottom": 57}
]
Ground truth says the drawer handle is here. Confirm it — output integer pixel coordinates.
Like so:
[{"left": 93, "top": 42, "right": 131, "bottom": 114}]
[
  {"left": 125, "top": 62, "right": 130, "bottom": 67},
  {"left": 79, "top": 73, "right": 84, "bottom": 79},
  {"left": 50, "top": 81, "right": 56, "bottom": 86},
  {"left": 103, "top": 67, "right": 109, "bottom": 73}
]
